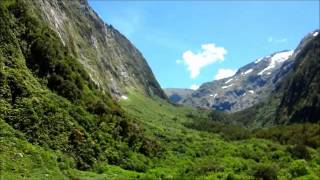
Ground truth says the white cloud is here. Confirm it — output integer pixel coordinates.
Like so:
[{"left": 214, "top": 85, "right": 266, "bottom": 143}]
[
  {"left": 214, "top": 68, "right": 236, "bottom": 80},
  {"left": 180, "top": 43, "right": 227, "bottom": 79},
  {"left": 268, "top": 36, "right": 287, "bottom": 43},
  {"left": 190, "top": 84, "right": 200, "bottom": 90}
]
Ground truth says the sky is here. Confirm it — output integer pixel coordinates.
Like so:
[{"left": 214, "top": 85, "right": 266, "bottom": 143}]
[{"left": 88, "top": 0, "right": 319, "bottom": 90}]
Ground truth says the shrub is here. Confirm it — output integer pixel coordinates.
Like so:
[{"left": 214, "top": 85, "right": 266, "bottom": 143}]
[
  {"left": 289, "top": 160, "right": 309, "bottom": 177},
  {"left": 208, "top": 110, "right": 227, "bottom": 122},
  {"left": 7, "top": 75, "right": 28, "bottom": 104},
  {"left": 195, "top": 161, "right": 224, "bottom": 175},
  {"left": 139, "top": 138, "right": 163, "bottom": 157},
  {"left": 86, "top": 99, "right": 110, "bottom": 115},
  {"left": 287, "top": 144, "right": 310, "bottom": 160},
  {"left": 186, "top": 112, "right": 195, "bottom": 118},
  {"left": 253, "top": 164, "right": 278, "bottom": 180}
]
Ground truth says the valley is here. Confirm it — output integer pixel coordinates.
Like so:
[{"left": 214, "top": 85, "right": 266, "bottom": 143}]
[{"left": 0, "top": 0, "right": 319, "bottom": 179}]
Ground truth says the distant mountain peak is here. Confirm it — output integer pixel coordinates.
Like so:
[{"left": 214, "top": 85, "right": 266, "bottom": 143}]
[
  {"left": 166, "top": 50, "right": 295, "bottom": 112},
  {"left": 165, "top": 30, "right": 319, "bottom": 113}
]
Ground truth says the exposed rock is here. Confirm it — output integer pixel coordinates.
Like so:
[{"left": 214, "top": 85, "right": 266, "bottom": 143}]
[
  {"left": 34, "top": 0, "right": 166, "bottom": 99},
  {"left": 168, "top": 50, "right": 295, "bottom": 112}
]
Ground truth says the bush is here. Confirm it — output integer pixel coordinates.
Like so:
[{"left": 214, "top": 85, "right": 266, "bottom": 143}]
[
  {"left": 253, "top": 164, "right": 278, "bottom": 180},
  {"left": 120, "top": 153, "right": 149, "bottom": 172},
  {"left": 86, "top": 99, "right": 110, "bottom": 115},
  {"left": 195, "top": 161, "right": 224, "bottom": 175},
  {"left": 208, "top": 110, "right": 227, "bottom": 122},
  {"left": 289, "top": 160, "right": 309, "bottom": 177},
  {"left": 139, "top": 138, "right": 163, "bottom": 157},
  {"left": 287, "top": 144, "right": 310, "bottom": 160},
  {"left": 7, "top": 75, "right": 28, "bottom": 104}
]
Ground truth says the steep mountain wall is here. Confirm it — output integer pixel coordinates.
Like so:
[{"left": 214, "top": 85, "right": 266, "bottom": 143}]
[
  {"left": 33, "top": 0, "right": 166, "bottom": 99},
  {"left": 276, "top": 30, "right": 320, "bottom": 124}
]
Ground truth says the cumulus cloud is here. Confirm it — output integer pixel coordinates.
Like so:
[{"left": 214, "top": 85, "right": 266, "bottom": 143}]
[
  {"left": 268, "top": 36, "right": 287, "bottom": 43},
  {"left": 214, "top": 68, "right": 236, "bottom": 80},
  {"left": 190, "top": 84, "right": 200, "bottom": 90},
  {"left": 180, "top": 43, "right": 227, "bottom": 79}
]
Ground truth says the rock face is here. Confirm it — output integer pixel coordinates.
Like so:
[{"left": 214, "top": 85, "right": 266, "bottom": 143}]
[
  {"left": 33, "top": 0, "right": 166, "bottom": 99},
  {"left": 168, "top": 50, "right": 295, "bottom": 112}
]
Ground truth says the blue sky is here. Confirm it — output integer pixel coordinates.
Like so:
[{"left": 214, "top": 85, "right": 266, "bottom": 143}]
[{"left": 88, "top": 0, "right": 319, "bottom": 89}]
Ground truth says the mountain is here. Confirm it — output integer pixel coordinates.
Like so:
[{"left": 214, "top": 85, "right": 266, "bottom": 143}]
[
  {"left": 166, "top": 50, "right": 295, "bottom": 112},
  {"left": 228, "top": 29, "right": 320, "bottom": 127},
  {"left": 34, "top": 0, "right": 166, "bottom": 99},
  {"left": 276, "top": 30, "right": 320, "bottom": 124},
  {"left": 0, "top": 0, "right": 165, "bottom": 173},
  {"left": 164, "top": 88, "right": 194, "bottom": 104}
]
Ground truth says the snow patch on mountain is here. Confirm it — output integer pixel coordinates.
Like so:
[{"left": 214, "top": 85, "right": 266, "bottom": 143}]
[
  {"left": 313, "top": 32, "right": 319, "bottom": 37},
  {"left": 244, "top": 69, "right": 253, "bottom": 75},
  {"left": 258, "top": 50, "right": 293, "bottom": 75},
  {"left": 255, "top": 58, "right": 263, "bottom": 64},
  {"left": 222, "top": 84, "right": 233, "bottom": 89},
  {"left": 225, "top": 78, "right": 233, "bottom": 84}
]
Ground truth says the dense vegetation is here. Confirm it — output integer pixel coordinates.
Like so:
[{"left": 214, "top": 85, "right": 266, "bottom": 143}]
[
  {"left": 119, "top": 92, "right": 320, "bottom": 179},
  {"left": 1, "top": 0, "right": 320, "bottom": 179}
]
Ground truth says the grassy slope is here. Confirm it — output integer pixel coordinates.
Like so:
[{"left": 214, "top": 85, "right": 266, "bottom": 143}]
[{"left": 119, "top": 91, "right": 320, "bottom": 179}]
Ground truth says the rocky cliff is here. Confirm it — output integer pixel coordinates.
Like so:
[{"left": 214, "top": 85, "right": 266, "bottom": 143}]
[{"left": 33, "top": 0, "right": 166, "bottom": 99}]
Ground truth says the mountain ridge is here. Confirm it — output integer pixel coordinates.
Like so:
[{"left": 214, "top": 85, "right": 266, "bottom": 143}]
[{"left": 165, "top": 49, "right": 295, "bottom": 112}]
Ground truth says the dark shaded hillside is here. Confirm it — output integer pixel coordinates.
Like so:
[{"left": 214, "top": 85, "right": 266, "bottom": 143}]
[{"left": 276, "top": 31, "right": 320, "bottom": 124}]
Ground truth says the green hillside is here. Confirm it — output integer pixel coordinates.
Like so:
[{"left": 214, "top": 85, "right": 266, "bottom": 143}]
[{"left": 0, "top": 0, "right": 162, "bottom": 178}]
